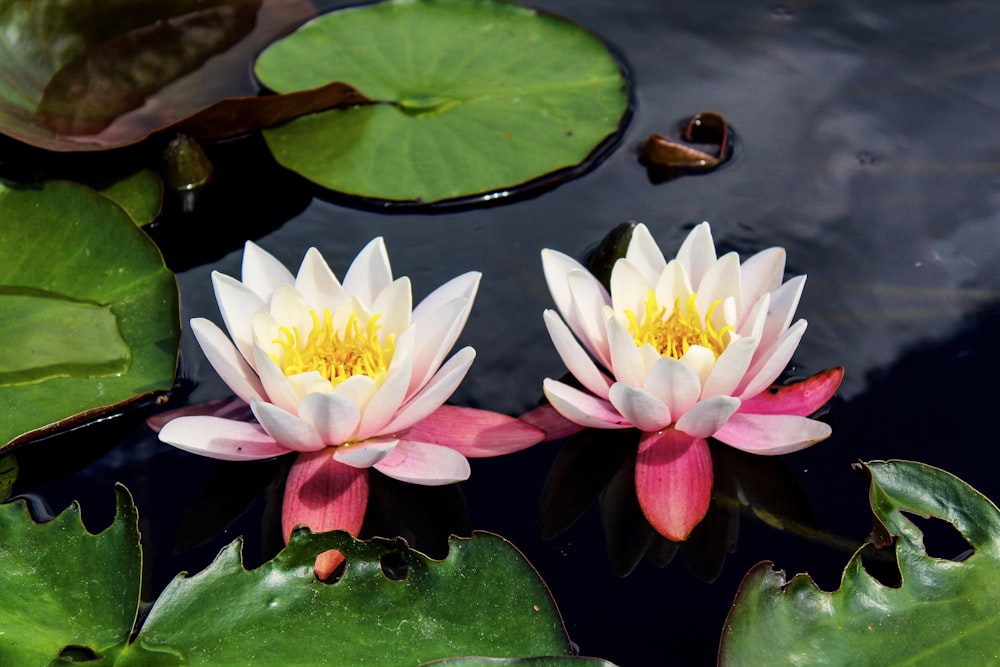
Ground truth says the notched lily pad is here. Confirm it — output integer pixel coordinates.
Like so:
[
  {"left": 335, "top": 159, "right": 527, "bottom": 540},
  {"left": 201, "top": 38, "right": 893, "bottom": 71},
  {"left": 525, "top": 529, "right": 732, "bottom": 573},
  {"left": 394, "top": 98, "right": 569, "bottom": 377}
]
[
  {"left": 720, "top": 460, "right": 1000, "bottom": 666},
  {"left": 254, "top": 0, "right": 632, "bottom": 207},
  {"left": 0, "top": 180, "right": 179, "bottom": 449}
]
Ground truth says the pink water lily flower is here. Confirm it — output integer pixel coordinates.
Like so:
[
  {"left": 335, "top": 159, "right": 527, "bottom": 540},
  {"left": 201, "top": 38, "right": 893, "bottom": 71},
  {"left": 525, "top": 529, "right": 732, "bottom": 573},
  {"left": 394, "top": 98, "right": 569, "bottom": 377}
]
[
  {"left": 537, "top": 222, "right": 841, "bottom": 541},
  {"left": 159, "top": 238, "right": 543, "bottom": 575}
]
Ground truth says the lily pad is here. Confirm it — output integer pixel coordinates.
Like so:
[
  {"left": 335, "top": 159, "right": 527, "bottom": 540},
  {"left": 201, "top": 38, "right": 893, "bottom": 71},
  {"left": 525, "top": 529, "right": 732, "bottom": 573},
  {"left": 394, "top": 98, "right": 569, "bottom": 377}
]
[
  {"left": 720, "top": 460, "right": 1000, "bottom": 666},
  {"left": 0, "top": 180, "right": 179, "bottom": 449},
  {"left": 0, "top": 485, "right": 575, "bottom": 665},
  {"left": 98, "top": 168, "right": 164, "bottom": 226},
  {"left": 254, "top": 0, "right": 631, "bottom": 206},
  {"left": 0, "top": 0, "right": 369, "bottom": 151}
]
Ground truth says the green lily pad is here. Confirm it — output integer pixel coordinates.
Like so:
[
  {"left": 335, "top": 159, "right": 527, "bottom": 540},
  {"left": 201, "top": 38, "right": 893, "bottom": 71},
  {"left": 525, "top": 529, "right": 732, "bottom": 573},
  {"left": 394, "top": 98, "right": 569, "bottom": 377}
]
[
  {"left": 0, "top": 485, "right": 575, "bottom": 665},
  {"left": 0, "top": 0, "right": 371, "bottom": 151},
  {"left": 0, "top": 485, "right": 142, "bottom": 666},
  {"left": 98, "top": 168, "right": 164, "bottom": 226},
  {"left": 0, "top": 180, "right": 179, "bottom": 449},
  {"left": 254, "top": 0, "right": 630, "bottom": 205},
  {"left": 0, "top": 454, "right": 15, "bottom": 501},
  {"left": 720, "top": 460, "right": 1000, "bottom": 666}
]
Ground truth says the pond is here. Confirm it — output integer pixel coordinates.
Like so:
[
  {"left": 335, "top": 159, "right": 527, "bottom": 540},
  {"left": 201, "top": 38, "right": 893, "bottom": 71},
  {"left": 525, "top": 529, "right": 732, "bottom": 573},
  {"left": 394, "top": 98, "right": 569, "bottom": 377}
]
[{"left": 4, "top": 0, "right": 1000, "bottom": 664}]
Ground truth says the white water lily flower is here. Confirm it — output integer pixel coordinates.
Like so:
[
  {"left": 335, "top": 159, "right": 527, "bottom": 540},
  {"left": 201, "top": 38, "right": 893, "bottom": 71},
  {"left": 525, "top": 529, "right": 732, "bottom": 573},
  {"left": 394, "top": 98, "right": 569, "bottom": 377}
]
[
  {"left": 539, "top": 222, "right": 841, "bottom": 540},
  {"left": 159, "top": 238, "right": 542, "bottom": 576}
]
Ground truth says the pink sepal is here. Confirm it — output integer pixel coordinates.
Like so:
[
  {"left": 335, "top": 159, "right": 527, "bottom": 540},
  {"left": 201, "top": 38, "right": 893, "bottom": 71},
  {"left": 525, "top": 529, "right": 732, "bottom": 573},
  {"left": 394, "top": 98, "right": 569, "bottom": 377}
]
[
  {"left": 282, "top": 450, "right": 370, "bottom": 579},
  {"left": 738, "top": 367, "right": 844, "bottom": 416},
  {"left": 405, "top": 405, "right": 545, "bottom": 457},
  {"left": 518, "top": 404, "right": 585, "bottom": 442},
  {"left": 634, "top": 428, "right": 713, "bottom": 541}
]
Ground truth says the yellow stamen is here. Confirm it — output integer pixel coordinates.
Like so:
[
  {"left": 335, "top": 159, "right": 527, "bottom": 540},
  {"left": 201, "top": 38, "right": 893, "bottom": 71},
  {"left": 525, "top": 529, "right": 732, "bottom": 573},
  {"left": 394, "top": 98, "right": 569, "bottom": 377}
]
[
  {"left": 270, "top": 308, "right": 395, "bottom": 387},
  {"left": 625, "top": 290, "right": 733, "bottom": 359}
]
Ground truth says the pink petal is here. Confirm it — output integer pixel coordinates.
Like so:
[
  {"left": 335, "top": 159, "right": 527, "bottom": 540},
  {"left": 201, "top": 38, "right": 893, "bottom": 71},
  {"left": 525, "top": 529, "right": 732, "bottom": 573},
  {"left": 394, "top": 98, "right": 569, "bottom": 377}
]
[
  {"left": 251, "top": 399, "right": 325, "bottom": 452},
  {"left": 146, "top": 397, "right": 253, "bottom": 433},
  {"left": 190, "top": 318, "right": 266, "bottom": 406},
  {"left": 609, "top": 383, "right": 672, "bottom": 432},
  {"left": 342, "top": 237, "right": 393, "bottom": 306},
  {"left": 283, "top": 451, "right": 369, "bottom": 578},
  {"left": 712, "top": 413, "right": 832, "bottom": 455},
  {"left": 674, "top": 395, "right": 741, "bottom": 438},
  {"left": 543, "top": 378, "right": 631, "bottom": 430},
  {"left": 518, "top": 404, "right": 585, "bottom": 441},
  {"left": 242, "top": 240, "right": 294, "bottom": 302},
  {"left": 739, "top": 367, "right": 844, "bottom": 416},
  {"left": 406, "top": 405, "right": 545, "bottom": 457},
  {"left": 158, "top": 416, "right": 289, "bottom": 461},
  {"left": 373, "top": 439, "right": 471, "bottom": 485},
  {"left": 634, "top": 429, "right": 713, "bottom": 541},
  {"left": 543, "top": 309, "right": 612, "bottom": 399},
  {"left": 333, "top": 436, "right": 399, "bottom": 467}
]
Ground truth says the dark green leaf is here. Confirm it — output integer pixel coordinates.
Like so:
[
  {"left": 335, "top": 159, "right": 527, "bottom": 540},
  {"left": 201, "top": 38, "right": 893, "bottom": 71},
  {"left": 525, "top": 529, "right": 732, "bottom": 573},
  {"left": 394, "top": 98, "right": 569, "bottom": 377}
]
[{"left": 720, "top": 460, "right": 1000, "bottom": 666}]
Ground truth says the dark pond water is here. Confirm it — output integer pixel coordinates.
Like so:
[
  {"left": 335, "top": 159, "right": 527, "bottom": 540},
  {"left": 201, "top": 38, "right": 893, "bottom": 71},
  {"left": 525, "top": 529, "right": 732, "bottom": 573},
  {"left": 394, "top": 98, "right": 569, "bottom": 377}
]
[{"left": 9, "top": 0, "right": 1000, "bottom": 664}]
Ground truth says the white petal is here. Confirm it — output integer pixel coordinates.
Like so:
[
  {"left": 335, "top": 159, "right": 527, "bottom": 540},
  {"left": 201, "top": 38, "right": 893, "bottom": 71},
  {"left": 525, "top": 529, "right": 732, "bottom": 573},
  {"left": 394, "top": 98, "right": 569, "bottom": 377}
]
[
  {"left": 371, "top": 277, "right": 413, "bottom": 339},
  {"left": 333, "top": 375, "right": 378, "bottom": 410},
  {"left": 355, "top": 345, "right": 414, "bottom": 439},
  {"left": 541, "top": 248, "right": 592, "bottom": 323},
  {"left": 299, "top": 391, "right": 362, "bottom": 445},
  {"left": 211, "top": 272, "right": 264, "bottom": 366},
  {"left": 606, "top": 313, "right": 645, "bottom": 387},
  {"left": 295, "top": 247, "right": 347, "bottom": 310},
  {"left": 241, "top": 240, "right": 293, "bottom": 302},
  {"left": 610, "top": 258, "right": 652, "bottom": 315},
  {"left": 567, "top": 269, "right": 613, "bottom": 368},
  {"left": 409, "top": 297, "right": 469, "bottom": 396},
  {"left": 644, "top": 356, "right": 701, "bottom": 419},
  {"left": 675, "top": 395, "right": 741, "bottom": 438},
  {"left": 287, "top": 371, "right": 334, "bottom": 400},
  {"left": 759, "top": 275, "right": 805, "bottom": 352},
  {"left": 543, "top": 310, "right": 612, "bottom": 399},
  {"left": 190, "top": 318, "right": 266, "bottom": 405},
  {"left": 342, "top": 237, "right": 392, "bottom": 306},
  {"left": 701, "top": 336, "right": 759, "bottom": 399},
  {"left": 678, "top": 345, "right": 716, "bottom": 386},
  {"left": 381, "top": 347, "right": 475, "bottom": 434},
  {"left": 251, "top": 399, "right": 325, "bottom": 451},
  {"left": 413, "top": 271, "right": 481, "bottom": 322},
  {"left": 543, "top": 378, "right": 631, "bottom": 429},
  {"left": 333, "top": 436, "right": 398, "bottom": 468},
  {"left": 739, "top": 247, "right": 785, "bottom": 322},
  {"left": 738, "top": 292, "right": 770, "bottom": 339},
  {"left": 653, "top": 259, "right": 694, "bottom": 309},
  {"left": 695, "top": 251, "right": 741, "bottom": 319},
  {"left": 252, "top": 343, "right": 300, "bottom": 414},
  {"left": 268, "top": 284, "right": 312, "bottom": 335},
  {"left": 675, "top": 222, "right": 716, "bottom": 288},
  {"left": 738, "top": 319, "right": 808, "bottom": 398},
  {"left": 624, "top": 223, "right": 667, "bottom": 285},
  {"left": 608, "top": 383, "right": 672, "bottom": 432},
  {"left": 159, "top": 416, "right": 289, "bottom": 461},
  {"left": 373, "top": 439, "right": 471, "bottom": 485}
]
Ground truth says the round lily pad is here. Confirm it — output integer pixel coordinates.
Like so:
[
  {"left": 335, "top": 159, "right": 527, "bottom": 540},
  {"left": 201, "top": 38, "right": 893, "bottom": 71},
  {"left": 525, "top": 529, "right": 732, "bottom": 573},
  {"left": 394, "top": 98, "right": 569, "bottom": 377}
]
[
  {"left": 254, "top": 0, "right": 631, "bottom": 206},
  {"left": 0, "top": 181, "right": 179, "bottom": 450}
]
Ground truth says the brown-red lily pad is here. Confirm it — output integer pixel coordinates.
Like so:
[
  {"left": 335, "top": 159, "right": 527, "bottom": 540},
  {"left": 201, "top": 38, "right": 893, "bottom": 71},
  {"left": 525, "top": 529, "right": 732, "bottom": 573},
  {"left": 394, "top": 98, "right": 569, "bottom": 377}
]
[{"left": 0, "top": 0, "right": 369, "bottom": 151}]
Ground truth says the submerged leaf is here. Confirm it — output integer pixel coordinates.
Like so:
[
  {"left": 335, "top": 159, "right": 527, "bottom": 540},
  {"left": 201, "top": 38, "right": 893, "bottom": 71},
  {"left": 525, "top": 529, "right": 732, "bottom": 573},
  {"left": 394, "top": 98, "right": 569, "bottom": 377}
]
[
  {"left": 720, "top": 460, "right": 1000, "bottom": 665},
  {"left": 255, "top": 0, "right": 631, "bottom": 206}
]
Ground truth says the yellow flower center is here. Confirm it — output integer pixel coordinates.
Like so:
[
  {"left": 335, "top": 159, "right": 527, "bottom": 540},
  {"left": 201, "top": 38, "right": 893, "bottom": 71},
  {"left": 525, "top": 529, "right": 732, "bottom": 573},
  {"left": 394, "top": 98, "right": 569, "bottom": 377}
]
[
  {"left": 625, "top": 290, "right": 733, "bottom": 359},
  {"left": 271, "top": 308, "right": 395, "bottom": 387}
]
